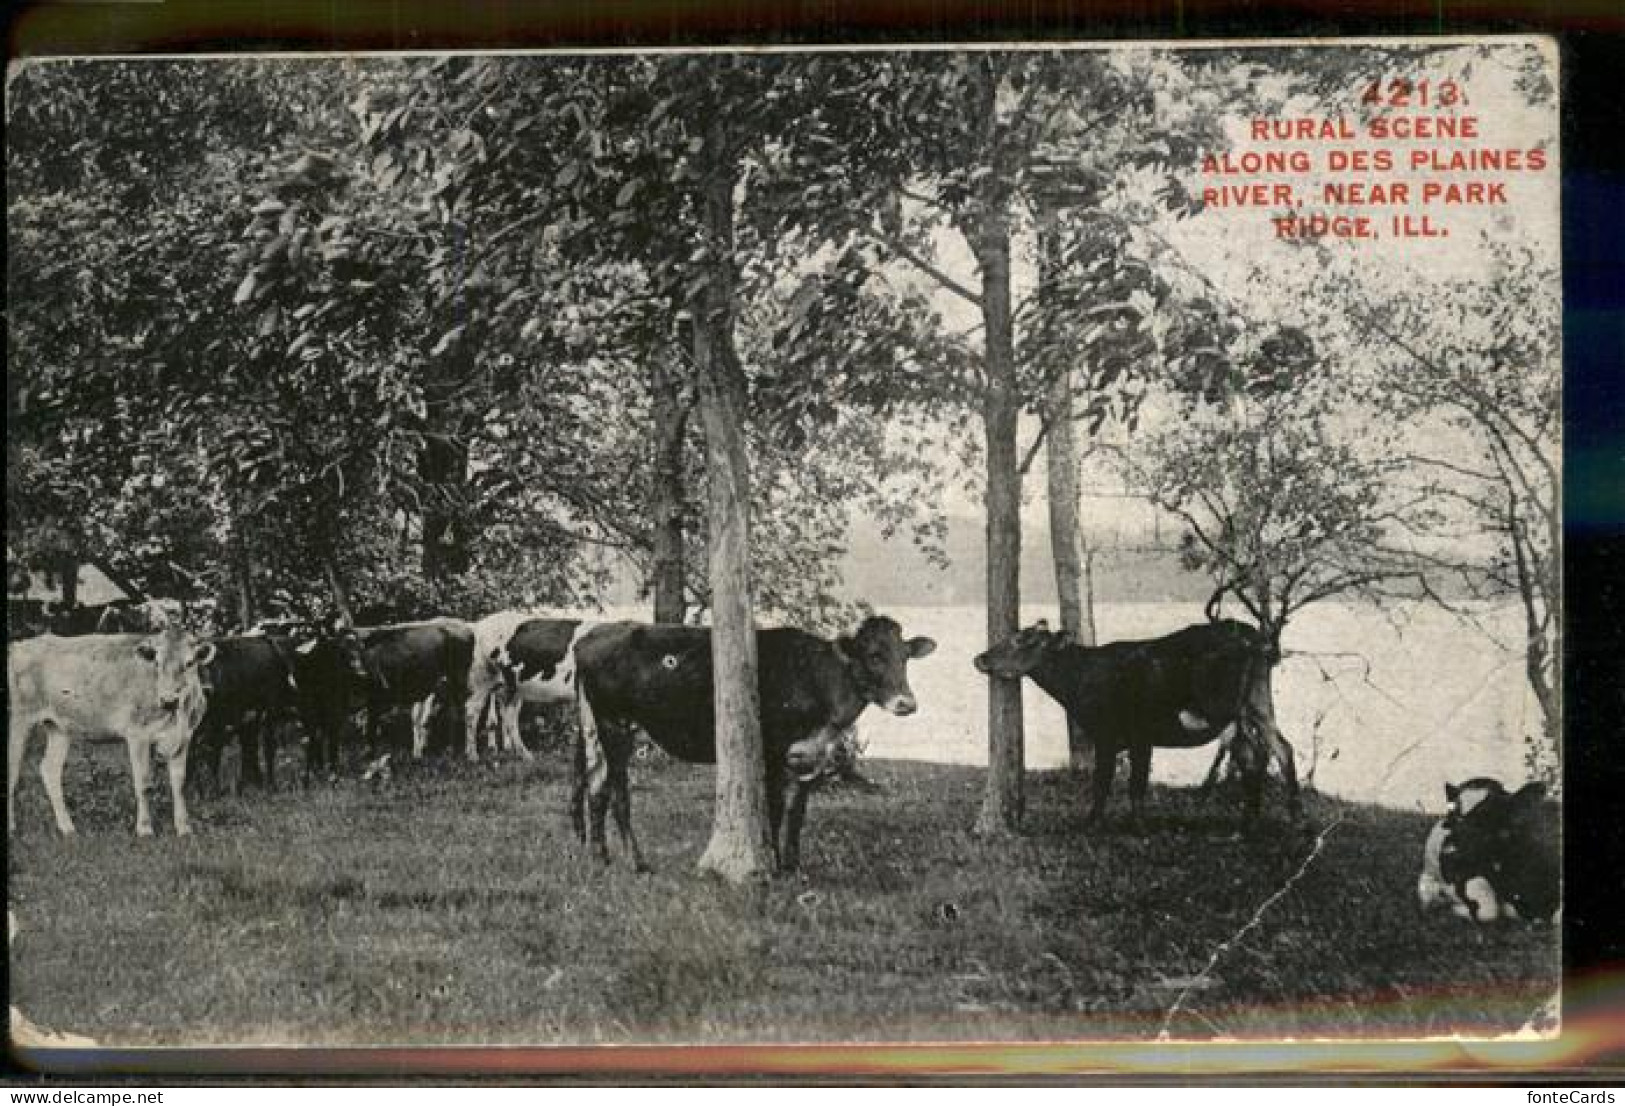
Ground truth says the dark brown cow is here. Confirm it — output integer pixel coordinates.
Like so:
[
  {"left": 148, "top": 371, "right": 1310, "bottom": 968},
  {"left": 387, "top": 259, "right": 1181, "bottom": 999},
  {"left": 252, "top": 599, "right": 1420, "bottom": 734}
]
[
  {"left": 570, "top": 615, "right": 935, "bottom": 873},
  {"left": 973, "top": 618, "right": 1299, "bottom": 825}
]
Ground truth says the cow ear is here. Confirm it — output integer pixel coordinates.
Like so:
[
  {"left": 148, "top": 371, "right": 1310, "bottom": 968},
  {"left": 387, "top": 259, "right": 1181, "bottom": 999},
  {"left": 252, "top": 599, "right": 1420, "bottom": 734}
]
[
  {"left": 833, "top": 636, "right": 854, "bottom": 663},
  {"left": 907, "top": 636, "right": 936, "bottom": 659},
  {"left": 1445, "top": 782, "right": 1460, "bottom": 803},
  {"left": 135, "top": 641, "right": 158, "bottom": 663},
  {"left": 191, "top": 643, "right": 217, "bottom": 669}
]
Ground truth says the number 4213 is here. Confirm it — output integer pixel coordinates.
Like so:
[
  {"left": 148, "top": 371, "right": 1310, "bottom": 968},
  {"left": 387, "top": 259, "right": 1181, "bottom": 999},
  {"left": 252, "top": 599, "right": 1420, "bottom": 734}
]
[{"left": 1361, "top": 78, "right": 1466, "bottom": 108}]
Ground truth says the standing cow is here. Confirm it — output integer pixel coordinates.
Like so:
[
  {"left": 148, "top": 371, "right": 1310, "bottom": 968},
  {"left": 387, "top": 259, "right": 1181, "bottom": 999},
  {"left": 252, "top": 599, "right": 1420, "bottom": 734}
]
[
  {"left": 357, "top": 619, "right": 476, "bottom": 762},
  {"left": 189, "top": 633, "right": 307, "bottom": 794},
  {"left": 570, "top": 615, "right": 936, "bottom": 873},
  {"left": 281, "top": 623, "right": 380, "bottom": 777},
  {"left": 8, "top": 625, "right": 216, "bottom": 836},
  {"left": 455, "top": 612, "right": 602, "bottom": 762},
  {"left": 972, "top": 618, "right": 1300, "bottom": 826}
]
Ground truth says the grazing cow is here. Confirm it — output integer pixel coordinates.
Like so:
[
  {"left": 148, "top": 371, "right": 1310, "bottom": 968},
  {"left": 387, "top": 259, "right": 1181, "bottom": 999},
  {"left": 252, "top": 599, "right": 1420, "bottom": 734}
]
[
  {"left": 8, "top": 625, "right": 216, "bottom": 836},
  {"left": 1440, "top": 780, "right": 1560, "bottom": 924},
  {"left": 458, "top": 612, "right": 600, "bottom": 761},
  {"left": 571, "top": 615, "right": 935, "bottom": 872},
  {"left": 1416, "top": 778, "right": 1509, "bottom": 920},
  {"left": 972, "top": 619, "right": 1300, "bottom": 825},
  {"left": 190, "top": 634, "right": 304, "bottom": 794}
]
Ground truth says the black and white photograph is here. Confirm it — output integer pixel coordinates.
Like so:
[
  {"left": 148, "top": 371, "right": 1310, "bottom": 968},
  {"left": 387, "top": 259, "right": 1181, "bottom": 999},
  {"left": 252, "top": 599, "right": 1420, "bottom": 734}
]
[{"left": 6, "top": 39, "right": 1562, "bottom": 1052}]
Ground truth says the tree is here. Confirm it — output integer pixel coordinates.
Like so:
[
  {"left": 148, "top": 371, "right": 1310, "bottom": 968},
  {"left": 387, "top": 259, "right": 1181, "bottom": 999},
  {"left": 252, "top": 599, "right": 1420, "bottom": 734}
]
[{"left": 1347, "top": 243, "right": 1561, "bottom": 777}]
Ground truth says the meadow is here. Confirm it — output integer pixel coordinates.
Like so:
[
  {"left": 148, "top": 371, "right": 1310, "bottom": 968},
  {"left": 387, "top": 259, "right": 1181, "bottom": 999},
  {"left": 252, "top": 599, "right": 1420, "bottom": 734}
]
[
  {"left": 7, "top": 599, "right": 1556, "bottom": 1049},
  {"left": 8, "top": 756, "right": 1556, "bottom": 1047}
]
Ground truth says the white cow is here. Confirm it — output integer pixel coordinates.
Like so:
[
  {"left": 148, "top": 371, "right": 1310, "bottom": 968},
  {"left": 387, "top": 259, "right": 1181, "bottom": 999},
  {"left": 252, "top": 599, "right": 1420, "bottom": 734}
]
[{"left": 8, "top": 626, "right": 216, "bottom": 837}]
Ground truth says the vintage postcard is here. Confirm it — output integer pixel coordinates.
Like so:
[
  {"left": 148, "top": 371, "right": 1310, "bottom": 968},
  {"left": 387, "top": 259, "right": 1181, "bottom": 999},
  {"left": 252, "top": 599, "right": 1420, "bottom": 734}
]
[{"left": 6, "top": 38, "right": 1561, "bottom": 1064}]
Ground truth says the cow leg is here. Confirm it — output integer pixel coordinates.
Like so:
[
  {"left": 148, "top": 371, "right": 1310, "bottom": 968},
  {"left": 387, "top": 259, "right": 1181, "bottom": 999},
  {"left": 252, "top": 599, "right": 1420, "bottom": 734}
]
[
  {"left": 189, "top": 721, "right": 222, "bottom": 799},
  {"left": 607, "top": 754, "right": 648, "bottom": 873},
  {"left": 233, "top": 720, "right": 257, "bottom": 792},
  {"left": 569, "top": 719, "right": 588, "bottom": 843},
  {"left": 8, "top": 717, "right": 31, "bottom": 833},
  {"left": 461, "top": 688, "right": 490, "bottom": 762},
  {"left": 166, "top": 741, "right": 193, "bottom": 837},
  {"left": 1086, "top": 741, "right": 1116, "bottom": 825},
  {"left": 444, "top": 683, "right": 471, "bottom": 764},
  {"left": 260, "top": 723, "right": 279, "bottom": 792},
  {"left": 576, "top": 694, "right": 612, "bottom": 861},
  {"left": 40, "top": 727, "right": 77, "bottom": 836},
  {"left": 411, "top": 696, "right": 436, "bottom": 760},
  {"left": 502, "top": 690, "right": 533, "bottom": 760},
  {"left": 127, "top": 737, "right": 155, "bottom": 837},
  {"left": 1126, "top": 743, "right": 1153, "bottom": 825},
  {"left": 777, "top": 778, "right": 812, "bottom": 875}
]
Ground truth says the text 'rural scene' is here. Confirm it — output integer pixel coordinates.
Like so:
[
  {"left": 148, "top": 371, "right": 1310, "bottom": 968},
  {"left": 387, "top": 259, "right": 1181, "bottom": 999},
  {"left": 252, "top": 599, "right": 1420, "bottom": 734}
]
[{"left": 7, "top": 41, "right": 1559, "bottom": 1048}]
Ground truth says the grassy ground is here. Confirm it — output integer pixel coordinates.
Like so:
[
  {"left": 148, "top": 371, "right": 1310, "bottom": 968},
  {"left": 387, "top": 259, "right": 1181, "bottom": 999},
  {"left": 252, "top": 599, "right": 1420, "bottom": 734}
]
[{"left": 7, "top": 735, "right": 1558, "bottom": 1046}]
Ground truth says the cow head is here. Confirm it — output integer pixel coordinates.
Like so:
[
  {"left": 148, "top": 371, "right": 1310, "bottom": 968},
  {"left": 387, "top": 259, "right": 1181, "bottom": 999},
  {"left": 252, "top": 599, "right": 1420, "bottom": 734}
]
[
  {"left": 133, "top": 625, "right": 215, "bottom": 715},
  {"left": 973, "top": 620, "right": 1066, "bottom": 678},
  {"left": 1444, "top": 776, "right": 1507, "bottom": 820},
  {"left": 293, "top": 623, "right": 376, "bottom": 689},
  {"left": 834, "top": 616, "right": 935, "bottom": 716}
]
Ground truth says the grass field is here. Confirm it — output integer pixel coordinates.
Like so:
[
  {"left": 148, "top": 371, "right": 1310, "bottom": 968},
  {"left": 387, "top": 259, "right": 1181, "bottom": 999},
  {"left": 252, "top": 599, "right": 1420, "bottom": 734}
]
[{"left": 8, "top": 737, "right": 1558, "bottom": 1047}]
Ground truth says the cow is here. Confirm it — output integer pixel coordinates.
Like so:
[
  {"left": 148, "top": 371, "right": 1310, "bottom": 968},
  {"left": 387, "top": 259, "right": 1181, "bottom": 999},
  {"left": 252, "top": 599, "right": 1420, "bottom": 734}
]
[
  {"left": 1439, "top": 779, "right": 1560, "bottom": 924},
  {"left": 355, "top": 619, "right": 477, "bottom": 762},
  {"left": 971, "top": 618, "right": 1300, "bottom": 826},
  {"left": 1416, "top": 778, "right": 1510, "bottom": 920},
  {"left": 189, "top": 633, "right": 305, "bottom": 795},
  {"left": 457, "top": 612, "right": 600, "bottom": 762},
  {"left": 281, "top": 623, "right": 381, "bottom": 777},
  {"left": 7, "top": 625, "right": 216, "bottom": 837},
  {"left": 570, "top": 615, "right": 936, "bottom": 873}
]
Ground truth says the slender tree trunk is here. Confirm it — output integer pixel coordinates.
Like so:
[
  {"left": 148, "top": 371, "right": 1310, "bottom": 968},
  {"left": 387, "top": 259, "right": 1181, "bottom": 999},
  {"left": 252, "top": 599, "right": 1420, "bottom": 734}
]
[
  {"left": 692, "top": 134, "right": 773, "bottom": 883},
  {"left": 419, "top": 431, "right": 470, "bottom": 585},
  {"left": 322, "top": 556, "right": 357, "bottom": 629},
  {"left": 649, "top": 354, "right": 691, "bottom": 625},
  {"left": 233, "top": 539, "right": 256, "bottom": 630},
  {"left": 58, "top": 554, "right": 79, "bottom": 609},
  {"left": 1045, "top": 367, "right": 1094, "bottom": 769},
  {"left": 973, "top": 211, "right": 1026, "bottom": 838}
]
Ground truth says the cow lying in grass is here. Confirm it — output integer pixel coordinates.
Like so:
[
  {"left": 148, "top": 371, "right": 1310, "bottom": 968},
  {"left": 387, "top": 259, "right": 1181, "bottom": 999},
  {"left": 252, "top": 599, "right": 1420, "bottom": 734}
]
[
  {"left": 1422, "top": 777, "right": 1560, "bottom": 924},
  {"left": 1416, "top": 778, "right": 1511, "bottom": 921},
  {"left": 972, "top": 618, "right": 1300, "bottom": 826}
]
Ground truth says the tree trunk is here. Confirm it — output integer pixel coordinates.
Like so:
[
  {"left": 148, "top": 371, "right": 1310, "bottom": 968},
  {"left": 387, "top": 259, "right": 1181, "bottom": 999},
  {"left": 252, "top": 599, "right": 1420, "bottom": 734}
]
[
  {"left": 322, "top": 556, "right": 358, "bottom": 629},
  {"left": 691, "top": 134, "right": 774, "bottom": 883},
  {"left": 972, "top": 212, "right": 1026, "bottom": 839},
  {"left": 232, "top": 539, "right": 256, "bottom": 631},
  {"left": 1045, "top": 367, "right": 1094, "bottom": 770},
  {"left": 419, "top": 431, "right": 470, "bottom": 586},
  {"left": 649, "top": 353, "right": 691, "bottom": 625}
]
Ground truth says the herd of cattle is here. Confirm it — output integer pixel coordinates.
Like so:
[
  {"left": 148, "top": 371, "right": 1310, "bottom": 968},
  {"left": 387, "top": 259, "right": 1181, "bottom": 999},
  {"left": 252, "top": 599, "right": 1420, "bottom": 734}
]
[{"left": 6, "top": 601, "right": 1558, "bottom": 920}]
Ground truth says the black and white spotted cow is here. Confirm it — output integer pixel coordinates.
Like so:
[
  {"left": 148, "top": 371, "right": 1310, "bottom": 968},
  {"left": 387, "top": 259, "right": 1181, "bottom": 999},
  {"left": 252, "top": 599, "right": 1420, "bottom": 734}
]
[
  {"left": 1417, "top": 777, "right": 1510, "bottom": 920},
  {"left": 451, "top": 612, "right": 601, "bottom": 761}
]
